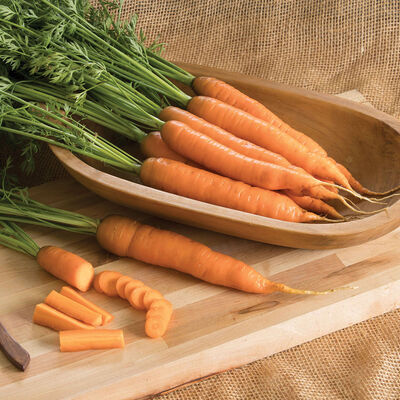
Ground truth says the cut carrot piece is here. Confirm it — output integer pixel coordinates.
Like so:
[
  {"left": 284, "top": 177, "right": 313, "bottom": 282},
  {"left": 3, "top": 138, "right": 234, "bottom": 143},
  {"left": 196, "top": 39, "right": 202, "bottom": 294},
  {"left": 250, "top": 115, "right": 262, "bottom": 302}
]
[
  {"left": 124, "top": 279, "right": 145, "bottom": 300},
  {"left": 143, "top": 289, "right": 163, "bottom": 309},
  {"left": 128, "top": 286, "right": 149, "bottom": 310},
  {"left": 93, "top": 273, "right": 104, "bottom": 294},
  {"left": 45, "top": 290, "right": 102, "bottom": 326},
  {"left": 115, "top": 275, "right": 133, "bottom": 299},
  {"left": 59, "top": 329, "right": 125, "bottom": 352},
  {"left": 60, "top": 286, "right": 114, "bottom": 325},
  {"left": 33, "top": 303, "right": 94, "bottom": 331},
  {"left": 36, "top": 246, "right": 94, "bottom": 292},
  {"left": 145, "top": 299, "right": 173, "bottom": 339},
  {"left": 97, "top": 271, "right": 123, "bottom": 297}
]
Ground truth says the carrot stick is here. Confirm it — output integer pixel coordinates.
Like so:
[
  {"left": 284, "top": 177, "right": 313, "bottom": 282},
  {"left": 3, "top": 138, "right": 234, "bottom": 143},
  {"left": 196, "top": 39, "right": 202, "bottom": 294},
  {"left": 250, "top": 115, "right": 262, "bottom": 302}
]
[
  {"left": 187, "top": 96, "right": 351, "bottom": 189},
  {"left": 45, "top": 290, "right": 102, "bottom": 326},
  {"left": 33, "top": 303, "right": 94, "bottom": 331},
  {"left": 139, "top": 158, "right": 335, "bottom": 222},
  {"left": 159, "top": 106, "right": 294, "bottom": 168},
  {"left": 160, "top": 120, "right": 329, "bottom": 197},
  {"left": 36, "top": 246, "right": 94, "bottom": 292},
  {"left": 192, "top": 76, "right": 327, "bottom": 156},
  {"left": 145, "top": 299, "right": 173, "bottom": 338},
  {"left": 140, "top": 132, "right": 190, "bottom": 163},
  {"left": 96, "top": 215, "right": 341, "bottom": 294},
  {"left": 59, "top": 329, "right": 125, "bottom": 352},
  {"left": 115, "top": 275, "right": 133, "bottom": 299},
  {"left": 96, "top": 271, "right": 123, "bottom": 297},
  {"left": 60, "top": 286, "right": 114, "bottom": 325},
  {"left": 281, "top": 191, "right": 344, "bottom": 220}
]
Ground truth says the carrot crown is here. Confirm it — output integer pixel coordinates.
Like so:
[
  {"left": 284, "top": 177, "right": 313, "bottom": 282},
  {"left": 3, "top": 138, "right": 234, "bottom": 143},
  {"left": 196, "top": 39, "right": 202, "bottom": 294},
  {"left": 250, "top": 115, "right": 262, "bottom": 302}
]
[{"left": 0, "top": 221, "right": 40, "bottom": 257}]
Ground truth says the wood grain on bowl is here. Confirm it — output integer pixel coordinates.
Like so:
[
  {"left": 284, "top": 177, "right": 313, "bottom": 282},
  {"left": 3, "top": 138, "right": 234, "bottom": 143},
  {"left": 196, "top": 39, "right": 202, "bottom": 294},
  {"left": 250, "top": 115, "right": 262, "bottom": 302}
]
[{"left": 50, "top": 64, "right": 400, "bottom": 249}]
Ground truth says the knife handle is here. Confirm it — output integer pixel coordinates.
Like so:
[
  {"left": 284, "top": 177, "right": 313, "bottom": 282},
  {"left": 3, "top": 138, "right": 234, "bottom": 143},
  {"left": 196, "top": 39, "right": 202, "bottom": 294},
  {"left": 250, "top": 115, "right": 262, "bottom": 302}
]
[{"left": 0, "top": 322, "right": 30, "bottom": 371}]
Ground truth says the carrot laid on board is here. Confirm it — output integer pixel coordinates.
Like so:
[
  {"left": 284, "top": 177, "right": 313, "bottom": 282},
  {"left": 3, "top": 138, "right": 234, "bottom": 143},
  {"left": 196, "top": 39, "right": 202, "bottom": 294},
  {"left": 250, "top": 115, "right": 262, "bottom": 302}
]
[
  {"left": 44, "top": 290, "right": 102, "bottom": 326},
  {"left": 123, "top": 279, "right": 145, "bottom": 300},
  {"left": 192, "top": 76, "right": 328, "bottom": 156},
  {"left": 96, "top": 215, "right": 339, "bottom": 294},
  {"left": 33, "top": 303, "right": 94, "bottom": 331},
  {"left": 187, "top": 96, "right": 351, "bottom": 189},
  {"left": 145, "top": 299, "right": 173, "bottom": 339},
  {"left": 96, "top": 271, "right": 123, "bottom": 297},
  {"left": 60, "top": 286, "right": 114, "bottom": 325},
  {"left": 127, "top": 286, "right": 150, "bottom": 311},
  {"left": 59, "top": 329, "right": 125, "bottom": 352},
  {"left": 115, "top": 275, "right": 133, "bottom": 299},
  {"left": 36, "top": 246, "right": 94, "bottom": 292}
]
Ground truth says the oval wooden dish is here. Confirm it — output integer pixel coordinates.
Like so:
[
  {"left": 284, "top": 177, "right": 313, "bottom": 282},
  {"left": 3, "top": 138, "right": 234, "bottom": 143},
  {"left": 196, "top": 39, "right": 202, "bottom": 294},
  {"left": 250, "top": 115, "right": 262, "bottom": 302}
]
[{"left": 51, "top": 64, "right": 400, "bottom": 250}]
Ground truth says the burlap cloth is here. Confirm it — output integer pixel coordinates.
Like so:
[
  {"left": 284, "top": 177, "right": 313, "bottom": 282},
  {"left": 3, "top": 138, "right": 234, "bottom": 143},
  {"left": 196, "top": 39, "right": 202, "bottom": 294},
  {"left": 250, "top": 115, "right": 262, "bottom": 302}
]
[{"left": 3, "top": 1, "right": 400, "bottom": 398}]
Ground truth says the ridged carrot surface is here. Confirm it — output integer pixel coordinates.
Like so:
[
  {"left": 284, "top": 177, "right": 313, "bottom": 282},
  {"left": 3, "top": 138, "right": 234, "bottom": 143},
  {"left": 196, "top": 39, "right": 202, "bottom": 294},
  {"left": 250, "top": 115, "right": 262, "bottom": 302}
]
[
  {"left": 187, "top": 96, "right": 351, "bottom": 189},
  {"left": 139, "top": 157, "right": 327, "bottom": 222}
]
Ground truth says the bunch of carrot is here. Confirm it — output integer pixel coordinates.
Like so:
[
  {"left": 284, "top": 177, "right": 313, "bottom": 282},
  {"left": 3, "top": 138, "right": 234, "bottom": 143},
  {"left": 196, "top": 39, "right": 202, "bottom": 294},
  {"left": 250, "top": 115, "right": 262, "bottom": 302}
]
[
  {"left": 94, "top": 271, "right": 173, "bottom": 339},
  {"left": 33, "top": 286, "right": 124, "bottom": 352}
]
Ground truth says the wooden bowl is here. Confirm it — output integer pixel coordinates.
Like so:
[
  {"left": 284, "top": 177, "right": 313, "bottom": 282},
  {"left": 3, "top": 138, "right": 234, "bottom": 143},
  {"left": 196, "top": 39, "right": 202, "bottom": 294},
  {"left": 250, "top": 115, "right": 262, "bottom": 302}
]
[{"left": 51, "top": 64, "right": 400, "bottom": 249}]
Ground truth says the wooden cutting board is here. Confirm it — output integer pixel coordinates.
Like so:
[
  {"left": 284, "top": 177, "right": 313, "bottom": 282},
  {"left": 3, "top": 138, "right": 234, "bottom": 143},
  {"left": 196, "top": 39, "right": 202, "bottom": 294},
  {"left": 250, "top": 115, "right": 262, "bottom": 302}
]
[{"left": 1, "top": 93, "right": 400, "bottom": 400}]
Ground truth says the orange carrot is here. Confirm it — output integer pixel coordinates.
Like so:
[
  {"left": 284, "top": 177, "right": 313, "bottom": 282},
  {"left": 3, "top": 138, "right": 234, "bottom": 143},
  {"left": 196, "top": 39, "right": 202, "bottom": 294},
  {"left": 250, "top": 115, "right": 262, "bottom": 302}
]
[
  {"left": 127, "top": 286, "right": 150, "bottom": 310},
  {"left": 124, "top": 279, "right": 145, "bottom": 300},
  {"left": 59, "top": 329, "right": 125, "bottom": 352},
  {"left": 115, "top": 275, "right": 133, "bottom": 299},
  {"left": 96, "top": 215, "right": 338, "bottom": 294},
  {"left": 96, "top": 271, "right": 123, "bottom": 297},
  {"left": 143, "top": 289, "right": 164, "bottom": 309},
  {"left": 187, "top": 96, "right": 351, "bottom": 189},
  {"left": 159, "top": 106, "right": 294, "bottom": 168},
  {"left": 281, "top": 191, "right": 344, "bottom": 220},
  {"left": 33, "top": 303, "right": 94, "bottom": 331},
  {"left": 93, "top": 273, "right": 103, "bottom": 293},
  {"left": 45, "top": 290, "right": 102, "bottom": 326},
  {"left": 139, "top": 157, "right": 335, "bottom": 222},
  {"left": 140, "top": 132, "right": 190, "bottom": 163},
  {"left": 192, "top": 76, "right": 327, "bottom": 156},
  {"left": 160, "top": 120, "right": 332, "bottom": 198},
  {"left": 36, "top": 246, "right": 94, "bottom": 292},
  {"left": 145, "top": 299, "right": 173, "bottom": 338},
  {"left": 60, "top": 286, "right": 114, "bottom": 325}
]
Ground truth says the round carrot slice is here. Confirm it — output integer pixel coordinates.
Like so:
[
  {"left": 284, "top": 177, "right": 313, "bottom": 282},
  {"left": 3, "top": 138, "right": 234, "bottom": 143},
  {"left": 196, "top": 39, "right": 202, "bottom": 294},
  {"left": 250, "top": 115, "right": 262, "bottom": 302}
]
[
  {"left": 98, "top": 271, "right": 123, "bottom": 297},
  {"left": 128, "top": 286, "right": 149, "bottom": 310},
  {"left": 124, "top": 279, "right": 145, "bottom": 299},
  {"left": 116, "top": 276, "right": 133, "bottom": 299},
  {"left": 93, "top": 273, "right": 104, "bottom": 294},
  {"left": 143, "top": 289, "right": 163, "bottom": 309}
]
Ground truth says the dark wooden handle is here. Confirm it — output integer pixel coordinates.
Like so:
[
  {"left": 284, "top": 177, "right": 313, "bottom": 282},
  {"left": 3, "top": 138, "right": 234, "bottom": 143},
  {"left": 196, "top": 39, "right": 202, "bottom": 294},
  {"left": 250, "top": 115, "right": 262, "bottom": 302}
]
[{"left": 0, "top": 322, "right": 30, "bottom": 371}]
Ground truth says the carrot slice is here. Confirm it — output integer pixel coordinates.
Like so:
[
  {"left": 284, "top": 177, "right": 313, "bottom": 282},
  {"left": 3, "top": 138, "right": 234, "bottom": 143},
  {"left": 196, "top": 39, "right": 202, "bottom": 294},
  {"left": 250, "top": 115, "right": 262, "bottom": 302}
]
[
  {"left": 142, "top": 289, "right": 163, "bottom": 309},
  {"left": 128, "top": 286, "right": 149, "bottom": 310},
  {"left": 115, "top": 276, "right": 133, "bottom": 299},
  {"left": 45, "top": 290, "right": 102, "bottom": 326},
  {"left": 59, "top": 329, "right": 125, "bottom": 352},
  {"left": 93, "top": 273, "right": 103, "bottom": 294},
  {"left": 145, "top": 299, "right": 173, "bottom": 339},
  {"left": 60, "top": 286, "right": 114, "bottom": 325},
  {"left": 33, "top": 303, "right": 94, "bottom": 331},
  {"left": 97, "top": 271, "right": 123, "bottom": 297},
  {"left": 124, "top": 279, "right": 145, "bottom": 300}
]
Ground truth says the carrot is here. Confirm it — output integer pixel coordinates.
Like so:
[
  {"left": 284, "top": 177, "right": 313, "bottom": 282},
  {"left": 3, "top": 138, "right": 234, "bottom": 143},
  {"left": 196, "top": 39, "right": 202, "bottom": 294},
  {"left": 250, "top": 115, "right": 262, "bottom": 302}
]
[
  {"left": 33, "top": 303, "right": 94, "bottom": 331},
  {"left": 96, "top": 215, "right": 339, "bottom": 294},
  {"left": 192, "top": 76, "right": 327, "bottom": 156},
  {"left": 159, "top": 106, "right": 294, "bottom": 168},
  {"left": 115, "top": 275, "right": 133, "bottom": 299},
  {"left": 145, "top": 299, "right": 173, "bottom": 338},
  {"left": 59, "top": 329, "right": 125, "bottom": 352},
  {"left": 36, "top": 246, "right": 94, "bottom": 292},
  {"left": 60, "top": 286, "right": 114, "bottom": 325},
  {"left": 124, "top": 279, "right": 145, "bottom": 300},
  {"left": 143, "top": 289, "right": 164, "bottom": 309},
  {"left": 140, "top": 131, "right": 189, "bottom": 163},
  {"left": 160, "top": 120, "right": 333, "bottom": 198},
  {"left": 93, "top": 273, "right": 103, "bottom": 293},
  {"left": 281, "top": 191, "right": 344, "bottom": 220},
  {"left": 187, "top": 96, "right": 351, "bottom": 189},
  {"left": 127, "top": 286, "right": 150, "bottom": 310},
  {"left": 96, "top": 271, "right": 123, "bottom": 297},
  {"left": 44, "top": 290, "right": 102, "bottom": 327}
]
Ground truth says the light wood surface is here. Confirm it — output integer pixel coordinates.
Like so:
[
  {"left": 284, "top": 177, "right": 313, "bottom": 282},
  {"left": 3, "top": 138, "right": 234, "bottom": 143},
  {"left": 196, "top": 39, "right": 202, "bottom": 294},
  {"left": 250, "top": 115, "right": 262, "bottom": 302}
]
[
  {"left": 1, "top": 169, "right": 400, "bottom": 399},
  {"left": 50, "top": 65, "right": 400, "bottom": 250}
]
